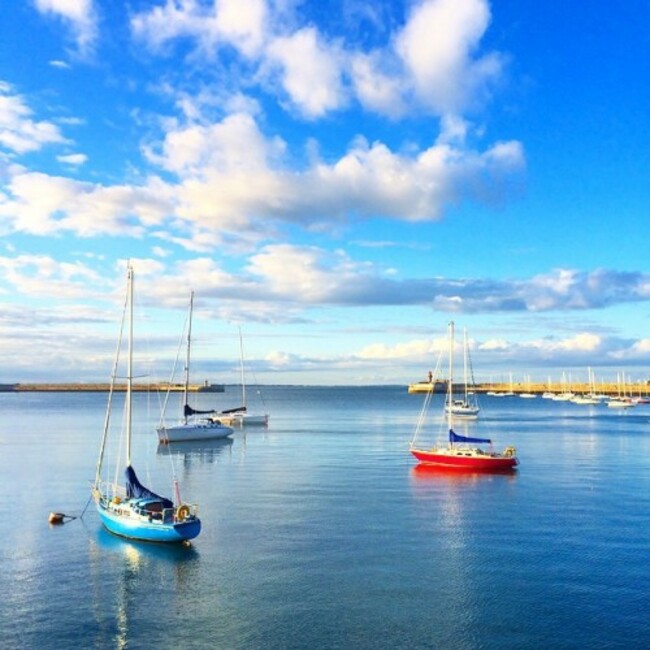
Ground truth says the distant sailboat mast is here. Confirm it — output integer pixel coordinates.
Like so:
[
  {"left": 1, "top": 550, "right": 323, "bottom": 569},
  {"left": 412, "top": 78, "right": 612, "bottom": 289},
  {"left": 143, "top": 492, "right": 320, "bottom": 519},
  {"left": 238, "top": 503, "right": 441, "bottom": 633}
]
[
  {"left": 238, "top": 326, "right": 246, "bottom": 410},
  {"left": 183, "top": 291, "right": 195, "bottom": 425},
  {"left": 448, "top": 321, "right": 454, "bottom": 439},
  {"left": 463, "top": 327, "right": 469, "bottom": 404}
]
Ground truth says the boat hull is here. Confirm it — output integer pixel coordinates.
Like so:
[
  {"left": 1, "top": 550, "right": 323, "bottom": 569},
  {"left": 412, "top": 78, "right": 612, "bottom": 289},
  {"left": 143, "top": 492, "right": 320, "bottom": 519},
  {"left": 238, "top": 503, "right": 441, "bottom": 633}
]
[
  {"left": 410, "top": 448, "right": 518, "bottom": 470},
  {"left": 218, "top": 413, "right": 269, "bottom": 426},
  {"left": 446, "top": 408, "right": 479, "bottom": 420},
  {"left": 96, "top": 505, "right": 201, "bottom": 543},
  {"left": 157, "top": 421, "right": 233, "bottom": 443}
]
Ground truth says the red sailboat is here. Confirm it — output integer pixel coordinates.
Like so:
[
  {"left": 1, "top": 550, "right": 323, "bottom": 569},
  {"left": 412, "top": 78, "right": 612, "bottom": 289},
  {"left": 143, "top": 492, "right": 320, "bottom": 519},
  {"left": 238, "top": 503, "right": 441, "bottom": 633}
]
[{"left": 409, "top": 321, "right": 518, "bottom": 471}]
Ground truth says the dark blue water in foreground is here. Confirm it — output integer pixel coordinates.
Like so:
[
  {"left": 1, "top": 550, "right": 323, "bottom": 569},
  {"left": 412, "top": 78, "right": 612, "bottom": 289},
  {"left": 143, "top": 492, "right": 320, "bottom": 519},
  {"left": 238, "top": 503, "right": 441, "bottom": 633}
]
[{"left": 1, "top": 386, "right": 649, "bottom": 649}]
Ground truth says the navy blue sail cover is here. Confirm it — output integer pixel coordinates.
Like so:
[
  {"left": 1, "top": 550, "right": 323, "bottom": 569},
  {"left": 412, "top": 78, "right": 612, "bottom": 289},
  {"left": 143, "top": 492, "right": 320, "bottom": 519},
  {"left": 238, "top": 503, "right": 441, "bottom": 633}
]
[
  {"left": 449, "top": 429, "right": 492, "bottom": 444},
  {"left": 184, "top": 404, "right": 217, "bottom": 416},
  {"left": 125, "top": 465, "right": 173, "bottom": 508},
  {"left": 220, "top": 406, "right": 247, "bottom": 414}
]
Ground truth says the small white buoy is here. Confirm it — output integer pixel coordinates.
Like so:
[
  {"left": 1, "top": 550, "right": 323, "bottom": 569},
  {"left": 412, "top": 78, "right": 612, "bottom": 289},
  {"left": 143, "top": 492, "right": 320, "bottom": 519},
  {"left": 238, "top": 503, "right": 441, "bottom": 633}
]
[{"left": 48, "top": 512, "right": 65, "bottom": 524}]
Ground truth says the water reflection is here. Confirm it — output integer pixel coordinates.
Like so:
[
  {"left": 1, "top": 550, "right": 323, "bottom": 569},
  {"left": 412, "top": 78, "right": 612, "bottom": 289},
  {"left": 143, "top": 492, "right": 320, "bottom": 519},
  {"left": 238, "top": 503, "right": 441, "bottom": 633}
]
[
  {"left": 94, "top": 526, "right": 200, "bottom": 563},
  {"left": 88, "top": 528, "right": 200, "bottom": 649},
  {"left": 410, "top": 462, "right": 518, "bottom": 484},
  {"left": 156, "top": 437, "right": 233, "bottom": 465}
]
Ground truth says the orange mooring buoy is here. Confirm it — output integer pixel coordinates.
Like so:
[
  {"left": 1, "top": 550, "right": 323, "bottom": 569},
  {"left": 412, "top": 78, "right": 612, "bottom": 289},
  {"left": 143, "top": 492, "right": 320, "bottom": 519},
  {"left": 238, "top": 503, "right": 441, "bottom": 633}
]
[{"left": 48, "top": 512, "right": 66, "bottom": 524}]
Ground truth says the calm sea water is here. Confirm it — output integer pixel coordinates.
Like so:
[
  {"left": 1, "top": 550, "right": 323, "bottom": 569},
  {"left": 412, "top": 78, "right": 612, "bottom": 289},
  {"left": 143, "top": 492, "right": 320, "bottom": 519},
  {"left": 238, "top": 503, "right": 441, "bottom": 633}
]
[{"left": 1, "top": 386, "right": 649, "bottom": 649}]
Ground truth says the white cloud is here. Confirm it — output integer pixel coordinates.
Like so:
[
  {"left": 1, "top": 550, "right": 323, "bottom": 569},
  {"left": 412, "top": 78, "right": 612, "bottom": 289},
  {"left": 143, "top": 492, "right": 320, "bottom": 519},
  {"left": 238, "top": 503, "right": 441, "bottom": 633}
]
[
  {"left": 149, "top": 123, "right": 523, "bottom": 234},
  {"left": 395, "top": 0, "right": 502, "bottom": 114},
  {"left": 246, "top": 244, "right": 369, "bottom": 302},
  {"left": 129, "top": 0, "right": 506, "bottom": 120},
  {"left": 215, "top": 0, "right": 268, "bottom": 57},
  {"left": 350, "top": 51, "right": 406, "bottom": 118},
  {"left": 136, "top": 111, "right": 524, "bottom": 242},
  {"left": 0, "top": 83, "right": 68, "bottom": 154},
  {"left": 526, "top": 333, "right": 603, "bottom": 353},
  {"left": 266, "top": 27, "right": 346, "bottom": 118},
  {"left": 357, "top": 337, "right": 446, "bottom": 360},
  {"left": 0, "top": 171, "right": 174, "bottom": 237},
  {"left": 146, "top": 112, "right": 285, "bottom": 177},
  {"left": 131, "top": 0, "right": 268, "bottom": 58},
  {"left": 0, "top": 253, "right": 104, "bottom": 298},
  {"left": 49, "top": 60, "right": 71, "bottom": 69},
  {"left": 130, "top": 0, "right": 212, "bottom": 52},
  {"left": 34, "top": 0, "right": 98, "bottom": 56},
  {"left": 479, "top": 338, "right": 508, "bottom": 351},
  {"left": 306, "top": 136, "right": 524, "bottom": 221},
  {"left": 57, "top": 153, "right": 87, "bottom": 166}
]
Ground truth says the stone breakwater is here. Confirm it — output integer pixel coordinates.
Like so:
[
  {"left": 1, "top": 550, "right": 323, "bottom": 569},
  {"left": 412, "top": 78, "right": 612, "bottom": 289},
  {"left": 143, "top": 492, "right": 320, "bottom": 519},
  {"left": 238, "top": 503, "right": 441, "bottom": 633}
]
[
  {"left": 409, "top": 380, "right": 649, "bottom": 396},
  {"left": 0, "top": 383, "right": 224, "bottom": 392}
]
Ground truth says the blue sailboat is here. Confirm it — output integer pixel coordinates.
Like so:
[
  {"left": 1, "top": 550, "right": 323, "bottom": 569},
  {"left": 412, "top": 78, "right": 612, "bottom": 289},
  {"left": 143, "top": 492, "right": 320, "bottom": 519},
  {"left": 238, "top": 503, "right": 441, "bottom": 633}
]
[{"left": 92, "top": 265, "right": 201, "bottom": 543}]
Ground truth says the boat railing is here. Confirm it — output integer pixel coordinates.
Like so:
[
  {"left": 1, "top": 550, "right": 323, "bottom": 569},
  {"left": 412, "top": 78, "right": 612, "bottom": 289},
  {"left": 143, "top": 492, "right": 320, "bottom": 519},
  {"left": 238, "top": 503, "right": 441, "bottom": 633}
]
[
  {"left": 160, "top": 503, "right": 199, "bottom": 524},
  {"left": 94, "top": 481, "right": 127, "bottom": 502}
]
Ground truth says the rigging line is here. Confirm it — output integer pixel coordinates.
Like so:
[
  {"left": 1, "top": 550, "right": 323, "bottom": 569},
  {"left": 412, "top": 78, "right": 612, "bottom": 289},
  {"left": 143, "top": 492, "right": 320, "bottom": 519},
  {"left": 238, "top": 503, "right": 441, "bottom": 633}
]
[
  {"left": 410, "top": 343, "right": 445, "bottom": 447},
  {"left": 411, "top": 388, "right": 433, "bottom": 446},
  {"left": 94, "top": 277, "right": 129, "bottom": 489},
  {"left": 79, "top": 491, "right": 94, "bottom": 519},
  {"left": 466, "top": 336, "right": 480, "bottom": 408},
  {"left": 158, "top": 309, "right": 189, "bottom": 426},
  {"left": 234, "top": 324, "right": 267, "bottom": 410},
  {"left": 248, "top": 365, "right": 267, "bottom": 408}
]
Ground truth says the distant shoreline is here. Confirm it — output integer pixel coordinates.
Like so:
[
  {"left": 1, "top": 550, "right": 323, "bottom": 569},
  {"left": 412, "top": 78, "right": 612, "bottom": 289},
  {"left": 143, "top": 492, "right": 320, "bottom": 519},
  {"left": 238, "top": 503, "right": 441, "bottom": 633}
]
[
  {"left": 0, "top": 382, "right": 225, "bottom": 393},
  {"left": 1, "top": 381, "right": 647, "bottom": 395}
]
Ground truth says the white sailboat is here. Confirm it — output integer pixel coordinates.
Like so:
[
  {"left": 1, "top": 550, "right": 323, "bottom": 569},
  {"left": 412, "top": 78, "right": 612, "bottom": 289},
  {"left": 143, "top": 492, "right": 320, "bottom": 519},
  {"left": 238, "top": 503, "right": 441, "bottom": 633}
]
[
  {"left": 541, "top": 376, "right": 555, "bottom": 399},
  {"left": 551, "top": 372, "right": 574, "bottom": 401},
  {"left": 519, "top": 375, "right": 537, "bottom": 399},
  {"left": 571, "top": 367, "right": 601, "bottom": 404},
  {"left": 93, "top": 265, "right": 201, "bottom": 542},
  {"left": 157, "top": 292, "right": 234, "bottom": 443},
  {"left": 607, "top": 372, "right": 634, "bottom": 409},
  {"left": 217, "top": 327, "right": 269, "bottom": 426},
  {"left": 444, "top": 327, "right": 479, "bottom": 419}
]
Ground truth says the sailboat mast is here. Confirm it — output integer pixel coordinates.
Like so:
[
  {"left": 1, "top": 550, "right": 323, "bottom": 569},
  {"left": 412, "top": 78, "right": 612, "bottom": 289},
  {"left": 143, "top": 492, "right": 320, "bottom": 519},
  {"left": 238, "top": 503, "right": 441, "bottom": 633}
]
[
  {"left": 183, "top": 291, "right": 194, "bottom": 425},
  {"left": 238, "top": 326, "right": 246, "bottom": 408},
  {"left": 448, "top": 321, "right": 454, "bottom": 435},
  {"left": 463, "top": 327, "right": 469, "bottom": 402},
  {"left": 126, "top": 264, "right": 134, "bottom": 468},
  {"left": 94, "top": 276, "right": 129, "bottom": 488}
]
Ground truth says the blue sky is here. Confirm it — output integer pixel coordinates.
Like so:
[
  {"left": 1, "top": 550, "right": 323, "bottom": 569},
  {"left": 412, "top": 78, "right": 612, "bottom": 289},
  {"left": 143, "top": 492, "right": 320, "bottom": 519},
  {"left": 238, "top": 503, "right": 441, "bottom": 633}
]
[{"left": 1, "top": 0, "right": 649, "bottom": 387}]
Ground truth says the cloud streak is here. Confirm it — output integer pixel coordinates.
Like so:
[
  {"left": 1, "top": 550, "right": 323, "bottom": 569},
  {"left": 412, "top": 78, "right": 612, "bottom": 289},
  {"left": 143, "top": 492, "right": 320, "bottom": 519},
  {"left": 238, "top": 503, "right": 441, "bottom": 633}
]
[
  {"left": 33, "top": 0, "right": 98, "bottom": 57},
  {"left": 0, "top": 83, "right": 68, "bottom": 154},
  {"left": 3, "top": 250, "right": 646, "bottom": 317}
]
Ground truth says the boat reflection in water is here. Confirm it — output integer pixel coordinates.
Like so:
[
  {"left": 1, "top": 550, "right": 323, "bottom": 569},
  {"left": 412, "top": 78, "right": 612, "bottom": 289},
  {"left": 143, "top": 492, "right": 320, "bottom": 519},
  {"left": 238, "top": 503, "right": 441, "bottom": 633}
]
[
  {"left": 89, "top": 528, "right": 200, "bottom": 649},
  {"left": 94, "top": 526, "right": 200, "bottom": 562},
  {"left": 157, "top": 436, "right": 233, "bottom": 465},
  {"left": 410, "top": 462, "right": 518, "bottom": 483}
]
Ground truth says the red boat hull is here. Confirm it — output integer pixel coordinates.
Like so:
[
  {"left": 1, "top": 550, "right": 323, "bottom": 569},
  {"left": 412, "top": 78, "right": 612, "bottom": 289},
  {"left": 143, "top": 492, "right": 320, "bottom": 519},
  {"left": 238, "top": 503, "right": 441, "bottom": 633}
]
[{"left": 411, "top": 448, "right": 518, "bottom": 470}]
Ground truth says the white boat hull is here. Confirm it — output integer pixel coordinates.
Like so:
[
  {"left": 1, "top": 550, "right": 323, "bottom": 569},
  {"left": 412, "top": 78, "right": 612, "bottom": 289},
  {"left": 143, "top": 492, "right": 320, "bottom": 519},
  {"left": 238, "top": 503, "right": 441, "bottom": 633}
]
[
  {"left": 218, "top": 412, "right": 269, "bottom": 426},
  {"left": 157, "top": 420, "right": 233, "bottom": 443}
]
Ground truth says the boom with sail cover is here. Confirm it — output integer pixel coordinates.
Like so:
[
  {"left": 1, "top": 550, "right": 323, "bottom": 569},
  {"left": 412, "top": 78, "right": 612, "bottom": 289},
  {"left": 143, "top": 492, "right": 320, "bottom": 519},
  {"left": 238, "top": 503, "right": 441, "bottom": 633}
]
[
  {"left": 124, "top": 466, "right": 173, "bottom": 508},
  {"left": 449, "top": 430, "right": 492, "bottom": 445},
  {"left": 184, "top": 404, "right": 218, "bottom": 417}
]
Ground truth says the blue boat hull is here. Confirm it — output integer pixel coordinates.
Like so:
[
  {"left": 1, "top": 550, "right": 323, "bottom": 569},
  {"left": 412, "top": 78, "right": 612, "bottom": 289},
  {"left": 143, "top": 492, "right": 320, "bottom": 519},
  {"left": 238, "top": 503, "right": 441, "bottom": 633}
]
[{"left": 97, "top": 505, "right": 201, "bottom": 543}]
